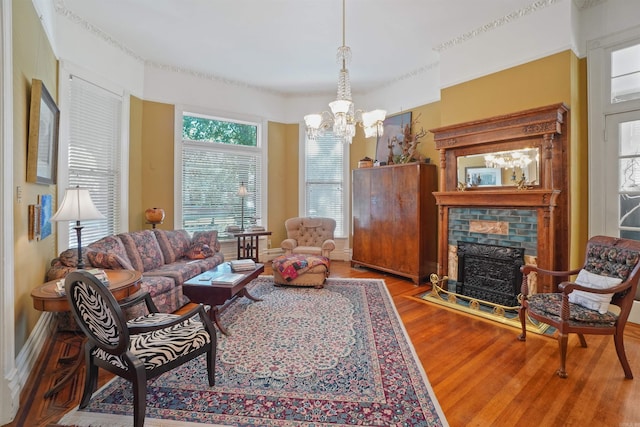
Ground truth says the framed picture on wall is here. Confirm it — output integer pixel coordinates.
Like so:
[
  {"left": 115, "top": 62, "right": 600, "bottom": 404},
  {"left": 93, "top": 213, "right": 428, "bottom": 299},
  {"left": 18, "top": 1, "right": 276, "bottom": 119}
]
[
  {"left": 375, "top": 112, "right": 412, "bottom": 164},
  {"left": 27, "top": 79, "right": 60, "bottom": 185}
]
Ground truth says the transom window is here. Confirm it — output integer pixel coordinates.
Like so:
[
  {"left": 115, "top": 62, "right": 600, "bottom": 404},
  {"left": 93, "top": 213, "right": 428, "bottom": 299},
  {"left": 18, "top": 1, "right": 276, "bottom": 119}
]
[
  {"left": 181, "top": 112, "right": 263, "bottom": 235},
  {"left": 611, "top": 43, "right": 640, "bottom": 104}
]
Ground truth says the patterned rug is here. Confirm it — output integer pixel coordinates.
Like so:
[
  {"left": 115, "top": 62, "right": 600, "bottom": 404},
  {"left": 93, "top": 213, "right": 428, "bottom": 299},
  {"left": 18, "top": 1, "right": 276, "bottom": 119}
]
[{"left": 59, "top": 277, "right": 448, "bottom": 427}]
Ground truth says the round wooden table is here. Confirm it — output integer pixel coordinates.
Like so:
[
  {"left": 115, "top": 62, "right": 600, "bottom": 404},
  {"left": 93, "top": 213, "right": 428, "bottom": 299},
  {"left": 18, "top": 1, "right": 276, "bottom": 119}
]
[
  {"left": 31, "top": 269, "right": 142, "bottom": 312},
  {"left": 30, "top": 269, "right": 142, "bottom": 397}
]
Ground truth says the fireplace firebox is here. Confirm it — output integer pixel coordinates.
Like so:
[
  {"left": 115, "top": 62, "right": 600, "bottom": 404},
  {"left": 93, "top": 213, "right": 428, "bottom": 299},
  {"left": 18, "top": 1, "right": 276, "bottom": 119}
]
[{"left": 457, "top": 242, "right": 524, "bottom": 307}]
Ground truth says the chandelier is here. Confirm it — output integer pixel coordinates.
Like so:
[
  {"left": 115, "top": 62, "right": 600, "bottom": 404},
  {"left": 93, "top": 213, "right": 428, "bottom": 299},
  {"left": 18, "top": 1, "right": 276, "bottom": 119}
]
[
  {"left": 484, "top": 150, "right": 534, "bottom": 170},
  {"left": 304, "top": 0, "right": 386, "bottom": 144}
]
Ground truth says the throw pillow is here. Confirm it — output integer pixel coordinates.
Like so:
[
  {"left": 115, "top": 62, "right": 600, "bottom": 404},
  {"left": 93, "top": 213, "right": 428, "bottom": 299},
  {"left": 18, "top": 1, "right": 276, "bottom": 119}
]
[
  {"left": 568, "top": 269, "right": 622, "bottom": 314},
  {"left": 185, "top": 243, "right": 214, "bottom": 260},
  {"left": 192, "top": 230, "right": 220, "bottom": 252}
]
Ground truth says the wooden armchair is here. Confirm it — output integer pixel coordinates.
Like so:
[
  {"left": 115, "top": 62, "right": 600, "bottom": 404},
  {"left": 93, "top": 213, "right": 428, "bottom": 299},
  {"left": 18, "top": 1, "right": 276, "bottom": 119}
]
[
  {"left": 65, "top": 271, "right": 217, "bottom": 427},
  {"left": 518, "top": 236, "right": 640, "bottom": 379}
]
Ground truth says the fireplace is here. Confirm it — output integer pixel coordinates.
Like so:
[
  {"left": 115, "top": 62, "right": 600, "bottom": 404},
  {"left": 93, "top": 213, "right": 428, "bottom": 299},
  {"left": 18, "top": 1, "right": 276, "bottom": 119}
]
[
  {"left": 456, "top": 242, "right": 524, "bottom": 307},
  {"left": 430, "top": 104, "right": 570, "bottom": 293}
]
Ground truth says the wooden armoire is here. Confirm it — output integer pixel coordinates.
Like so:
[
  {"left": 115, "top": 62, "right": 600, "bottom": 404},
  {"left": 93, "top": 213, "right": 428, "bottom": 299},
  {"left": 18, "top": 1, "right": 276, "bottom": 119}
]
[{"left": 352, "top": 162, "right": 438, "bottom": 284}]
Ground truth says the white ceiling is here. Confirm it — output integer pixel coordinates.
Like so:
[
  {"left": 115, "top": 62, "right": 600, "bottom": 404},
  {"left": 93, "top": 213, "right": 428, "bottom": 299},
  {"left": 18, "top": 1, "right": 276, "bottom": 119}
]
[{"left": 61, "top": 0, "right": 557, "bottom": 96}]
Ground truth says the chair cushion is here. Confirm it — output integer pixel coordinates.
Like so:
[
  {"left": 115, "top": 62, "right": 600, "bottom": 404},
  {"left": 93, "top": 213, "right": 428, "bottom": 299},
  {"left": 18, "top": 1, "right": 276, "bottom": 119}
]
[
  {"left": 94, "top": 313, "right": 211, "bottom": 370},
  {"left": 568, "top": 269, "right": 622, "bottom": 314},
  {"left": 527, "top": 293, "right": 618, "bottom": 327}
]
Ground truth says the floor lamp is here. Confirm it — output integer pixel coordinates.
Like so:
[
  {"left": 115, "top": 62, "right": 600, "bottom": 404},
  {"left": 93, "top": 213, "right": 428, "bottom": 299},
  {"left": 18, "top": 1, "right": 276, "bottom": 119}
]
[
  {"left": 50, "top": 186, "right": 105, "bottom": 269},
  {"left": 237, "top": 182, "right": 248, "bottom": 231}
]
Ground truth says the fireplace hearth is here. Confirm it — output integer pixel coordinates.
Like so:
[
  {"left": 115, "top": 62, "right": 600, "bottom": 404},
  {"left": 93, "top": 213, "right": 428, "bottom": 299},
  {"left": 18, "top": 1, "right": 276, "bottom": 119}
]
[{"left": 457, "top": 242, "right": 524, "bottom": 307}]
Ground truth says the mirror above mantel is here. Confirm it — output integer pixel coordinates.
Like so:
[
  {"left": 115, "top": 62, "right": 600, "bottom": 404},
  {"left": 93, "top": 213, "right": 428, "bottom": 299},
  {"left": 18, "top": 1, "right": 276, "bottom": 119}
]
[{"left": 457, "top": 148, "right": 540, "bottom": 188}]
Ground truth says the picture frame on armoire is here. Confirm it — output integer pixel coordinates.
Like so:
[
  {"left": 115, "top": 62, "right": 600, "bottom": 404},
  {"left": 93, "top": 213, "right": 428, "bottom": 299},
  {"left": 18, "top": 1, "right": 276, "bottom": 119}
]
[
  {"left": 27, "top": 79, "right": 60, "bottom": 185},
  {"left": 375, "top": 112, "right": 411, "bottom": 165}
]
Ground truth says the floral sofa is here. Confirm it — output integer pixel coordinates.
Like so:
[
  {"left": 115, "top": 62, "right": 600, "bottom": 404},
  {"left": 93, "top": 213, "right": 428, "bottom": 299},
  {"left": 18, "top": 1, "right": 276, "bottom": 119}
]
[{"left": 47, "top": 229, "right": 224, "bottom": 315}]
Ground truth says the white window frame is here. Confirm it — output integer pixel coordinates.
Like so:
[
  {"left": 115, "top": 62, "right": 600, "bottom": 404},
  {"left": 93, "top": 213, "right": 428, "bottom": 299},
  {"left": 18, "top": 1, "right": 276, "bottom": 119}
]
[
  {"left": 298, "top": 125, "right": 350, "bottom": 239},
  {"left": 588, "top": 27, "right": 640, "bottom": 236},
  {"left": 57, "top": 61, "right": 129, "bottom": 252},
  {"left": 174, "top": 106, "right": 269, "bottom": 240}
]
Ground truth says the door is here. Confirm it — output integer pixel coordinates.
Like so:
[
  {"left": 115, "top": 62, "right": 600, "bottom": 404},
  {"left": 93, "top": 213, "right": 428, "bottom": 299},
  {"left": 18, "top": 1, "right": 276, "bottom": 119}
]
[{"left": 604, "top": 110, "right": 640, "bottom": 241}]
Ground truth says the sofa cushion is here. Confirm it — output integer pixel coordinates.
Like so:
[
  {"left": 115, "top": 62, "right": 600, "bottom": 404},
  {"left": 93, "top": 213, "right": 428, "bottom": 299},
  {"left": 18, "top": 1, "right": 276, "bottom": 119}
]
[
  {"left": 86, "top": 235, "right": 133, "bottom": 270},
  {"left": 192, "top": 230, "right": 221, "bottom": 252},
  {"left": 138, "top": 275, "right": 189, "bottom": 314},
  {"left": 143, "top": 260, "right": 203, "bottom": 286},
  {"left": 187, "top": 252, "right": 225, "bottom": 272},
  {"left": 153, "top": 229, "right": 191, "bottom": 263},
  {"left": 87, "top": 252, "right": 134, "bottom": 271},
  {"left": 118, "top": 230, "right": 165, "bottom": 272}
]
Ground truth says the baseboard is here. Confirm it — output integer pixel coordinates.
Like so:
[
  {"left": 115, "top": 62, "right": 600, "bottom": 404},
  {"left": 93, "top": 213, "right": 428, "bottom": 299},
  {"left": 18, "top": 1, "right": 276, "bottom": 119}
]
[{"left": 13, "top": 312, "right": 53, "bottom": 396}]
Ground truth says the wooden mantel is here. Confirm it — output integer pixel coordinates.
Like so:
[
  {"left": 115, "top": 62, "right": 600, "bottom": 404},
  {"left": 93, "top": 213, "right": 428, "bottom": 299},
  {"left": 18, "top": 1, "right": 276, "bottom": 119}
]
[{"left": 430, "top": 104, "right": 570, "bottom": 293}]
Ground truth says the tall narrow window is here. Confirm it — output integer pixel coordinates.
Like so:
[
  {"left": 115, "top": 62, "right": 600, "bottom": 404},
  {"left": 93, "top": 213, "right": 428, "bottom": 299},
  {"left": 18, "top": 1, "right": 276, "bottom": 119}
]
[
  {"left": 181, "top": 112, "right": 262, "bottom": 234},
  {"left": 67, "top": 75, "right": 122, "bottom": 246},
  {"left": 304, "top": 132, "right": 346, "bottom": 237}
]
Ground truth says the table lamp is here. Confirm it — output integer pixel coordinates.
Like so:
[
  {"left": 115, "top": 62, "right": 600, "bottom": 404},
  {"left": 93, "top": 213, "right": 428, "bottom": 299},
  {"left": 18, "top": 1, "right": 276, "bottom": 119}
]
[
  {"left": 237, "top": 182, "right": 248, "bottom": 231},
  {"left": 50, "top": 186, "right": 105, "bottom": 269}
]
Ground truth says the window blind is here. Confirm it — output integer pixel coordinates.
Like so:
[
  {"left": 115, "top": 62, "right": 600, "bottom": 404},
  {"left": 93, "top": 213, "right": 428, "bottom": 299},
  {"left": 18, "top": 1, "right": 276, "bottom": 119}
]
[
  {"left": 304, "top": 132, "right": 344, "bottom": 236},
  {"left": 182, "top": 142, "right": 262, "bottom": 234},
  {"left": 67, "top": 75, "right": 122, "bottom": 247}
]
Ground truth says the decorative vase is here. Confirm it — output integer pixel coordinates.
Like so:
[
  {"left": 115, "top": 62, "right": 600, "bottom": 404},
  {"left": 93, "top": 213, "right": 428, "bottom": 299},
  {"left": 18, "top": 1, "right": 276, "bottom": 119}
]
[{"left": 145, "top": 207, "right": 165, "bottom": 223}]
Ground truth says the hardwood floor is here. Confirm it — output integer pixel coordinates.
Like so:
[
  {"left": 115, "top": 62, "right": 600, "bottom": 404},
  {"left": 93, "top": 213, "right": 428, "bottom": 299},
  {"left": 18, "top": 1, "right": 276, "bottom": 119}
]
[{"left": 6, "top": 260, "right": 640, "bottom": 426}]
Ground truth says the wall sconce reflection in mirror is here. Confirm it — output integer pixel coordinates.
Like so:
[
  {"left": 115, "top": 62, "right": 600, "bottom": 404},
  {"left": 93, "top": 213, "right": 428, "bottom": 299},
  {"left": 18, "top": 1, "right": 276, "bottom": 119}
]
[{"left": 27, "top": 79, "right": 60, "bottom": 185}]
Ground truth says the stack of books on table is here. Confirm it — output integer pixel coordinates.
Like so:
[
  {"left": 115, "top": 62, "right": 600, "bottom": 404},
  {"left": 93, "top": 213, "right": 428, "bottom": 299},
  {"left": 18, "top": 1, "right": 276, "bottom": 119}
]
[
  {"left": 211, "top": 273, "right": 245, "bottom": 286},
  {"left": 230, "top": 259, "right": 257, "bottom": 272}
]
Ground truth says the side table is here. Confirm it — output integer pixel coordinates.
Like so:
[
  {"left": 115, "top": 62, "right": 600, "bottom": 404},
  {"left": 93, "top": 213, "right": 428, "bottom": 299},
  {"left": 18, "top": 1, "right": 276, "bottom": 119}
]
[
  {"left": 31, "top": 269, "right": 142, "bottom": 397},
  {"left": 233, "top": 230, "right": 272, "bottom": 262}
]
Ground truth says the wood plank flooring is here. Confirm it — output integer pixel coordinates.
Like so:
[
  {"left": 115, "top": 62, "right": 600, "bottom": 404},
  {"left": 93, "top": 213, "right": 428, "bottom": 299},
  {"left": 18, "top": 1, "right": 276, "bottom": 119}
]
[{"left": 5, "top": 260, "right": 640, "bottom": 426}]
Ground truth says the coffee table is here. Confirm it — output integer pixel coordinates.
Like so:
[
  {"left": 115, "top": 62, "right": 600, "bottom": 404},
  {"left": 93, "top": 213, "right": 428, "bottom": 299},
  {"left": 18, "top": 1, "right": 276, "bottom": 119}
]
[{"left": 183, "top": 262, "right": 264, "bottom": 335}]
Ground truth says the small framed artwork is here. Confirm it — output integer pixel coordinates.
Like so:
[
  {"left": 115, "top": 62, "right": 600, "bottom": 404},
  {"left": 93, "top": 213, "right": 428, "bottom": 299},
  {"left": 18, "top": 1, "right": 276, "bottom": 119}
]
[
  {"left": 27, "top": 79, "right": 60, "bottom": 185},
  {"left": 465, "top": 167, "right": 503, "bottom": 187},
  {"left": 375, "top": 112, "right": 412, "bottom": 164},
  {"left": 28, "top": 204, "right": 41, "bottom": 241},
  {"left": 39, "top": 194, "right": 53, "bottom": 240}
]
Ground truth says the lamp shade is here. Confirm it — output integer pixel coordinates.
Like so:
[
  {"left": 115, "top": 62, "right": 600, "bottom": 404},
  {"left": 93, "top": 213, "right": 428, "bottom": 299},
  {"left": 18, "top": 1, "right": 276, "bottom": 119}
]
[
  {"left": 50, "top": 187, "right": 105, "bottom": 222},
  {"left": 237, "top": 182, "right": 248, "bottom": 197}
]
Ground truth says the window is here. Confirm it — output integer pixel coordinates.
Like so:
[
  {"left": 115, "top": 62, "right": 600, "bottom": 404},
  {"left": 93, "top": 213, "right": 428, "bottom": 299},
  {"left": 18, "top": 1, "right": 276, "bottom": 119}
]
[
  {"left": 65, "top": 75, "right": 123, "bottom": 246},
  {"left": 180, "top": 112, "right": 263, "bottom": 235},
  {"left": 303, "top": 132, "right": 347, "bottom": 237},
  {"left": 611, "top": 43, "right": 640, "bottom": 103}
]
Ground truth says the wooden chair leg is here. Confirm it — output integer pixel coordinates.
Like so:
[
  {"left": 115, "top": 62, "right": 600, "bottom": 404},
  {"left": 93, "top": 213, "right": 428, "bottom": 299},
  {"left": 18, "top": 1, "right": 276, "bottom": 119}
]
[
  {"left": 577, "top": 333, "right": 587, "bottom": 347},
  {"left": 79, "top": 348, "right": 97, "bottom": 409},
  {"left": 614, "top": 331, "right": 633, "bottom": 379},
  {"left": 517, "top": 306, "right": 527, "bottom": 341},
  {"left": 207, "top": 348, "right": 216, "bottom": 386},
  {"left": 132, "top": 369, "right": 147, "bottom": 427},
  {"left": 556, "top": 333, "right": 569, "bottom": 378}
]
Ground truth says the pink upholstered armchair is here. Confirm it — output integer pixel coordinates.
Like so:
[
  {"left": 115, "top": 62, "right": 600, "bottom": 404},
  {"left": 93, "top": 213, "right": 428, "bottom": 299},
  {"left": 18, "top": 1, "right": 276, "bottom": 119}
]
[{"left": 281, "top": 217, "right": 336, "bottom": 258}]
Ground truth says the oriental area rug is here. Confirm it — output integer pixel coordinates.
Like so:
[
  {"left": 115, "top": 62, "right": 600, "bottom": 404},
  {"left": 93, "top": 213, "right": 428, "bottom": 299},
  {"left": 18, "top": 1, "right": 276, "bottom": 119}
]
[{"left": 59, "top": 276, "right": 448, "bottom": 427}]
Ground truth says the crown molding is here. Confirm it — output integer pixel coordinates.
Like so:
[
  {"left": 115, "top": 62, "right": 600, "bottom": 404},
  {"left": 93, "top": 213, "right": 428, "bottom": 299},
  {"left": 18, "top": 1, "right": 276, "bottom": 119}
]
[{"left": 434, "top": 0, "right": 564, "bottom": 52}]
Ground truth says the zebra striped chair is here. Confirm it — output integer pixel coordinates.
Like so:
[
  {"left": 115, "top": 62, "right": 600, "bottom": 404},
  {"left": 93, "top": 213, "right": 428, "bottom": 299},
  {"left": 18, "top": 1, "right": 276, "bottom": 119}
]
[{"left": 65, "top": 270, "right": 217, "bottom": 427}]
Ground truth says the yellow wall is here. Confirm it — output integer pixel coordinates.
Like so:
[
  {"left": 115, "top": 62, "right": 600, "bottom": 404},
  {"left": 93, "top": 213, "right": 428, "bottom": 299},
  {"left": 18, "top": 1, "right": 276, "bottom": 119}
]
[
  {"left": 139, "top": 101, "right": 175, "bottom": 231},
  {"left": 12, "top": 0, "right": 59, "bottom": 354}
]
